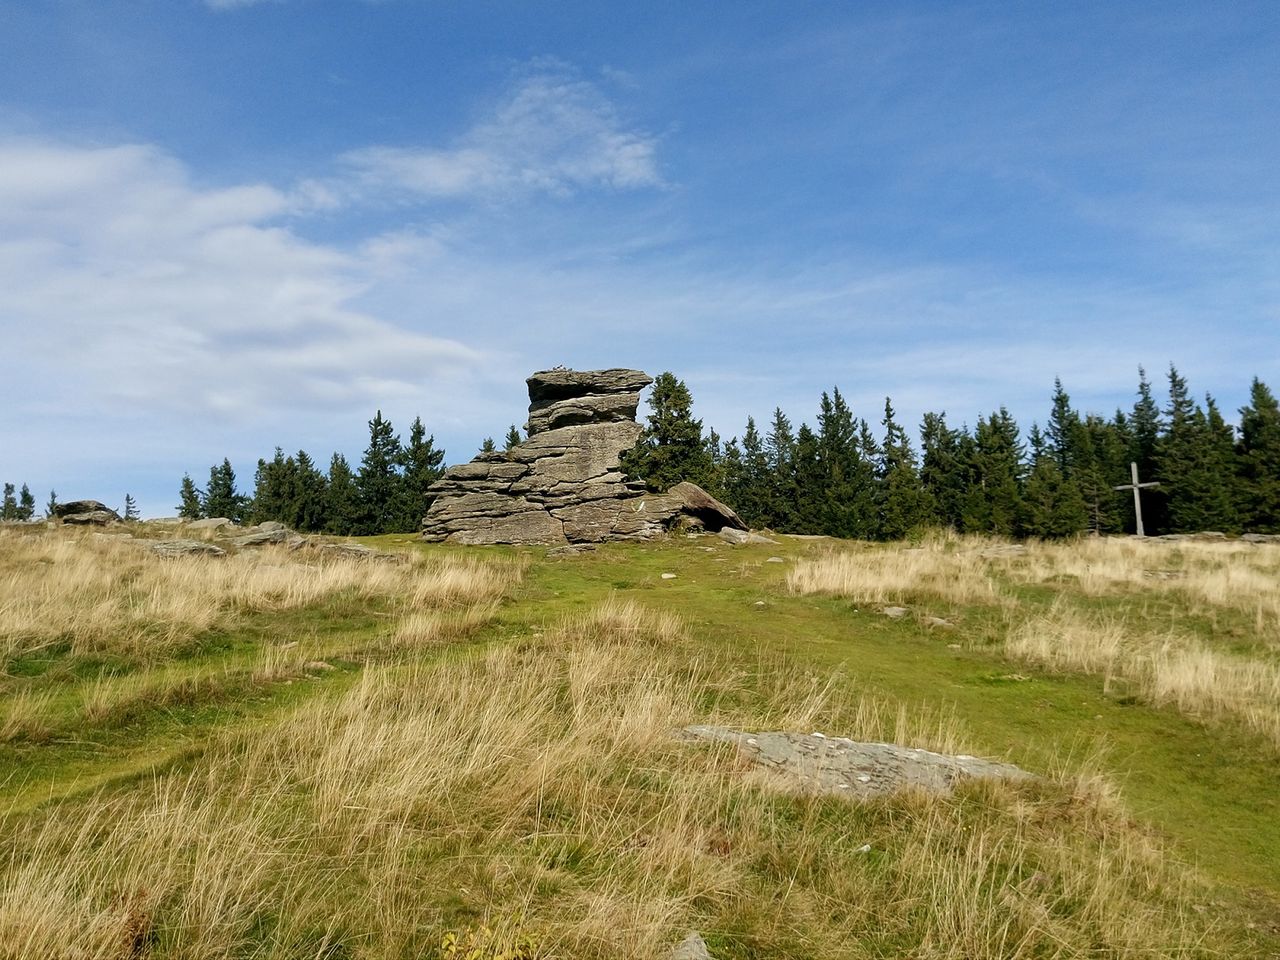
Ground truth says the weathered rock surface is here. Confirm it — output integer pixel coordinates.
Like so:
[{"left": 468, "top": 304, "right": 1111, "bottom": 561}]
[
  {"left": 670, "top": 931, "right": 714, "bottom": 960},
  {"left": 422, "top": 369, "right": 747, "bottom": 545},
  {"left": 53, "top": 500, "right": 122, "bottom": 525},
  {"left": 682, "top": 725, "right": 1032, "bottom": 798},
  {"left": 149, "top": 539, "right": 227, "bottom": 558},
  {"left": 189, "top": 517, "right": 236, "bottom": 531}
]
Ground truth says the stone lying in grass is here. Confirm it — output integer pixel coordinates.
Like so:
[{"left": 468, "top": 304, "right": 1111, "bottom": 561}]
[{"left": 682, "top": 725, "right": 1032, "bottom": 798}]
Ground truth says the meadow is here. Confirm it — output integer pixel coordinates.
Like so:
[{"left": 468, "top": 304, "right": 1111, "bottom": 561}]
[{"left": 0, "top": 525, "right": 1277, "bottom": 958}]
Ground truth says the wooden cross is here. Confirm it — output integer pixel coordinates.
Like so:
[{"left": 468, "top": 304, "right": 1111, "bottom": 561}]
[{"left": 1113, "top": 461, "right": 1160, "bottom": 537}]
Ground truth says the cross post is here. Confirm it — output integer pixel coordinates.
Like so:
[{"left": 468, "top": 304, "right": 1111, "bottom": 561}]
[{"left": 1113, "top": 461, "right": 1160, "bottom": 537}]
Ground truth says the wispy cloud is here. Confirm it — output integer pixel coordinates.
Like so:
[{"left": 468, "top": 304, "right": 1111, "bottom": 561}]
[
  {"left": 0, "top": 138, "right": 484, "bottom": 485},
  {"left": 335, "top": 67, "right": 663, "bottom": 202}
]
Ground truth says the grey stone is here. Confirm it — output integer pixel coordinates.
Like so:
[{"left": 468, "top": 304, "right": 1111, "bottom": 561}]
[
  {"left": 149, "top": 539, "right": 227, "bottom": 558},
  {"left": 765, "top": 556, "right": 785, "bottom": 563},
  {"left": 670, "top": 931, "right": 713, "bottom": 960},
  {"left": 230, "top": 529, "right": 290, "bottom": 547},
  {"left": 882, "top": 606, "right": 909, "bottom": 619},
  {"left": 682, "top": 725, "right": 1032, "bottom": 798},
  {"left": 60, "top": 510, "right": 121, "bottom": 526},
  {"left": 255, "top": 520, "right": 287, "bottom": 533},
  {"left": 421, "top": 368, "right": 747, "bottom": 545},
  {"left": 923, "top": 616, "right": 954, "bottom": 629},
  {"left": 52, "top": 500, "right": 118, "bottom": 521},
  {"left": 189, "top": 517, "right": 235, "bottom": 531}
]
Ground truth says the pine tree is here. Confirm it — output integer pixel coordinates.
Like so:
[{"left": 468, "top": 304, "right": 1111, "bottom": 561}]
[
  {"left": 1201, "top": 396, "right": 1241, "bottom": 532},
  {"left": 16, "top": 484, "right": 35, "bottom": 521},
  {"left": 764, "top": 408, "right": 797, "bottom": 530},
  {"left": 123, "top": 493, "right": 140, "bottom": 522},
  {"left": 961, "top": 410, "right": 1024, "bottom": 536},
  {"left": 356, "top": 411, "right": 403, "bottom": 535},
  {"left": 45, "top": 490, "right": 57, "bottom": 519},
  {"left": 291, "top": 450, "right": 329, "bottom": 532},
  {"left": 1020, "top": 423, "right": 1086, "bottom": 538},
  {"left": 398, "top": 416, "right": 445, "bottom": 533},
  {"left": 504, "top": 425, "right": 523, "bottom": 451},
  {"left": 203, "top": 459, "right": 247, "bottom": 522},
  {"left": 816, "top": 388, "right": 876, "bottom": 539},
  {"left": 621, "top": 372, "right": 712, "bottom": 491},
  {"left": 877, "top": 397, "right": 932, "bottom": 540},
  {"left": 1157, "top": 366, "right": 1231, "bottom": 533},
  {"left": 919, "top": 412, "right": 966, "bottom": 530},
  {"left": 791, "top": 423, "right": 826, "bottom": 534},
  {"left": 1128, "top": 366, "right": 1167, "bottom": 533},
  {"left": 1238, "top": 377, "right": 1280, "bottom": 532},
  {"left": 177, "top": 474, "right": 203, "bottom": 520},
  {"left": 732, "top": 417, "right": 770, "bottom": 526},
  {"left": 1, "top": 483, "right": 15, "bottom": 521},
  {"left": 325, "top": 453, "right": 361, "bottom": 536},
  {"left": 251, "top": 448, "right": 293, "bottom": 524}
]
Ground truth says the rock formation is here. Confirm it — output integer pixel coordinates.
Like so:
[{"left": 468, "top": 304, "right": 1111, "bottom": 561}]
[
  {"left": 421, "top": 368, "right": 745, "bottom": 545},
  {"left": 52, "top": 500, "right": 121, "bottom": 525}
]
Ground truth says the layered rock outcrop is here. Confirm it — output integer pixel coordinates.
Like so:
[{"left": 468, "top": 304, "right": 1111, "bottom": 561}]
[{"left": 421, "top": 369, "right": 745, "bottom": 545}]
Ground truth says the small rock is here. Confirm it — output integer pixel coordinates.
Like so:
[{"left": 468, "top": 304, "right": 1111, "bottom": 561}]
[
  {"left": 947, "top": 643, "right": 962, "bottom": 650},
  {"left": 149, "top": 539, "right": 227, "bottom": 558},
  {"left": 882, "top": 606, "right": 909, "bottom": 619},
  {"left": 255, "top": 520, "right": 287, "bottom": 532},
  {"left": 230, "top": 529, "right": 291, "bottom": 548},
  {"left": 188, "top": 517, "right": 235, "bottom": 531},
  {"left": 923, "top": 616, "right": 954, "bottom": 629},
  {"left": 661, "top": 572, "right": 678, "bottom": 580},
  {"left": 753, "top": 600, "right": 766, "bottom": 607},
  {"left": 856, "top": 843, "right": 872, "bottom": 853},
  {"left": 305, "top": 660, "right": 336, "bottom": 672},
  {"left": 670, "top": 931, "right": 713, "bottom": 960},
  {"left": 765, "top": 556, "right": 785, "bottom": 563}
]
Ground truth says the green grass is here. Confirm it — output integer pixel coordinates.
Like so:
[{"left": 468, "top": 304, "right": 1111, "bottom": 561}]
[{"left": 3, "top": 530, "right": 1279, "bottom": 955}]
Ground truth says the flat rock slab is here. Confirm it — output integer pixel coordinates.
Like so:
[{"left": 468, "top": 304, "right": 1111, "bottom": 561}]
[
  {"left": 149, "top": 539, "right": 227, "bottom": 558},
  {"left": 682, "top": 725, "right": 1032, "bottom": 798}
]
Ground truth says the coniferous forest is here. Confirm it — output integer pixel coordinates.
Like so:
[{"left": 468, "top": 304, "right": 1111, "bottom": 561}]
[
  {"left": 140, "top": 364, "right": 1278, "bottom": 539},
  {"left": 626, "top": 365, "right": 1280, "bottom": 539}
]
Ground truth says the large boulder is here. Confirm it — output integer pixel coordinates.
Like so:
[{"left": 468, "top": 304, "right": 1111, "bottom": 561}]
[
  {"left": 422, "top": 368, "right": 747, "bottom": 545},
  {"left": 53, "top": 500, "right": 121, "bottom": 525}
]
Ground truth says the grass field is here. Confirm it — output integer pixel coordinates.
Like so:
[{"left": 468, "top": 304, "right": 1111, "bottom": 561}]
[{"left": 1, "top": 525, "right": 1277, "bottom": 958}]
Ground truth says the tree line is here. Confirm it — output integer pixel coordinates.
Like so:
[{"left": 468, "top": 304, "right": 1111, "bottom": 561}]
[
  {"left": 624, "top": 366, "right": 1280, "bottom": 538},
  {"left": 177, "top": 412, "right": 446, "bottom": 536}
]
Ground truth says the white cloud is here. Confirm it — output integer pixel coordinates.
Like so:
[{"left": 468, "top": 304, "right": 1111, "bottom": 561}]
[
  {"left": 0, "top": 139, "right": 484, "bottom": 468},
  {"left": 337, "top": 68, "right": 662, "bottom": 201}
]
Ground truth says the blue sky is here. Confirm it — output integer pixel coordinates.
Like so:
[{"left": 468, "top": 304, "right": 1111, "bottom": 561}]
[{"left": 2, "top": 1, "right": 1278, "bottom": 515}]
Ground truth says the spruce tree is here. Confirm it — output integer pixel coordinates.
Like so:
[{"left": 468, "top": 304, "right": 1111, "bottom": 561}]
[
  {"left": 45, "top": 490, "right": 57, "bottom": 519},
  {"left": 177, "top": 474, "right": 203, "bottom": 520},
  {"left": 764, "top": 408, "right": 798, "bottom": 530},
  {"left": 960, "top": 410, "right": 1024, "bottom": 536},
  {"left": 398, "top": 416, "right": 445, "bottom": 532},
  {"left": 621, "top": 372, "right": 712, "bottom": 491},
  {"left": 877, "top": 397, "right": 932, "bottom": 540},
  {"left": 1201, "top": 396, "right": 1241, "bottom": 532},
  {"left": 1, "top": 483, "right": 15, "bottom": 521},
  {"left": 1020, "top": 423, "right": 1086, "bottom": 538},
  {"left": 250, "top": 449, "right": 292, "bottom": 524},
  {"left": 1157, "top": 366, "right": 1229, "bottom": 533},
  {"left": 1238, "top": 377, "right": 1280, "bottom": 532},
  {"left": 504, "top": 425, "right": 523, "bottom": 451},
  {"left": 17, "top": 484, "right": 35, "bottom": 521},
  {"left": 292, "top": 450, "right": 329, "bottom": 532},
  {"left": 325, "top": 453, "right": 361, "bottom": 536},
  {"left": 920, "top": 412, "right": 966, "bottom": 530},
  {"left": 480, "top": 437, "right": 496, "bottom": 455},
  {"left": 734, "top": 417, "right": 770, "bottom": 526},
  {"left": 356, "top": 411, "right": 403, "bottom": 535},
  {"left": 719, "top": 437, "right": 745, "bottom": 511},
  {"left": 123, "top": 493, "right": 139, "bottom": 522},
  {"left": 1128, "top": 367, "right": 1167, "bottom": 532},
  {"left": 203, "top": 459, "right": 247, "bottom": 522},
  {"left": 816, "top": 389, "right": 876, "bottom": 539},
  {"left": 791, "top": 424, "right": 826, "bottom": 534}
]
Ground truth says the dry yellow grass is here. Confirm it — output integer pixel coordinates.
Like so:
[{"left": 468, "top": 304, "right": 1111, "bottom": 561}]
[
  {"left": 1007, "top": 601, "right": 1280, "bottom": 748},
  {"left": 785, "top": 533, "right": 1004, "bottom": 606},
  {"left": 0, "top": 527, "right": 523, "bottom": 663},
  {"left": 0, "top": 599, "right": 1216, "bottom": 959}
]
